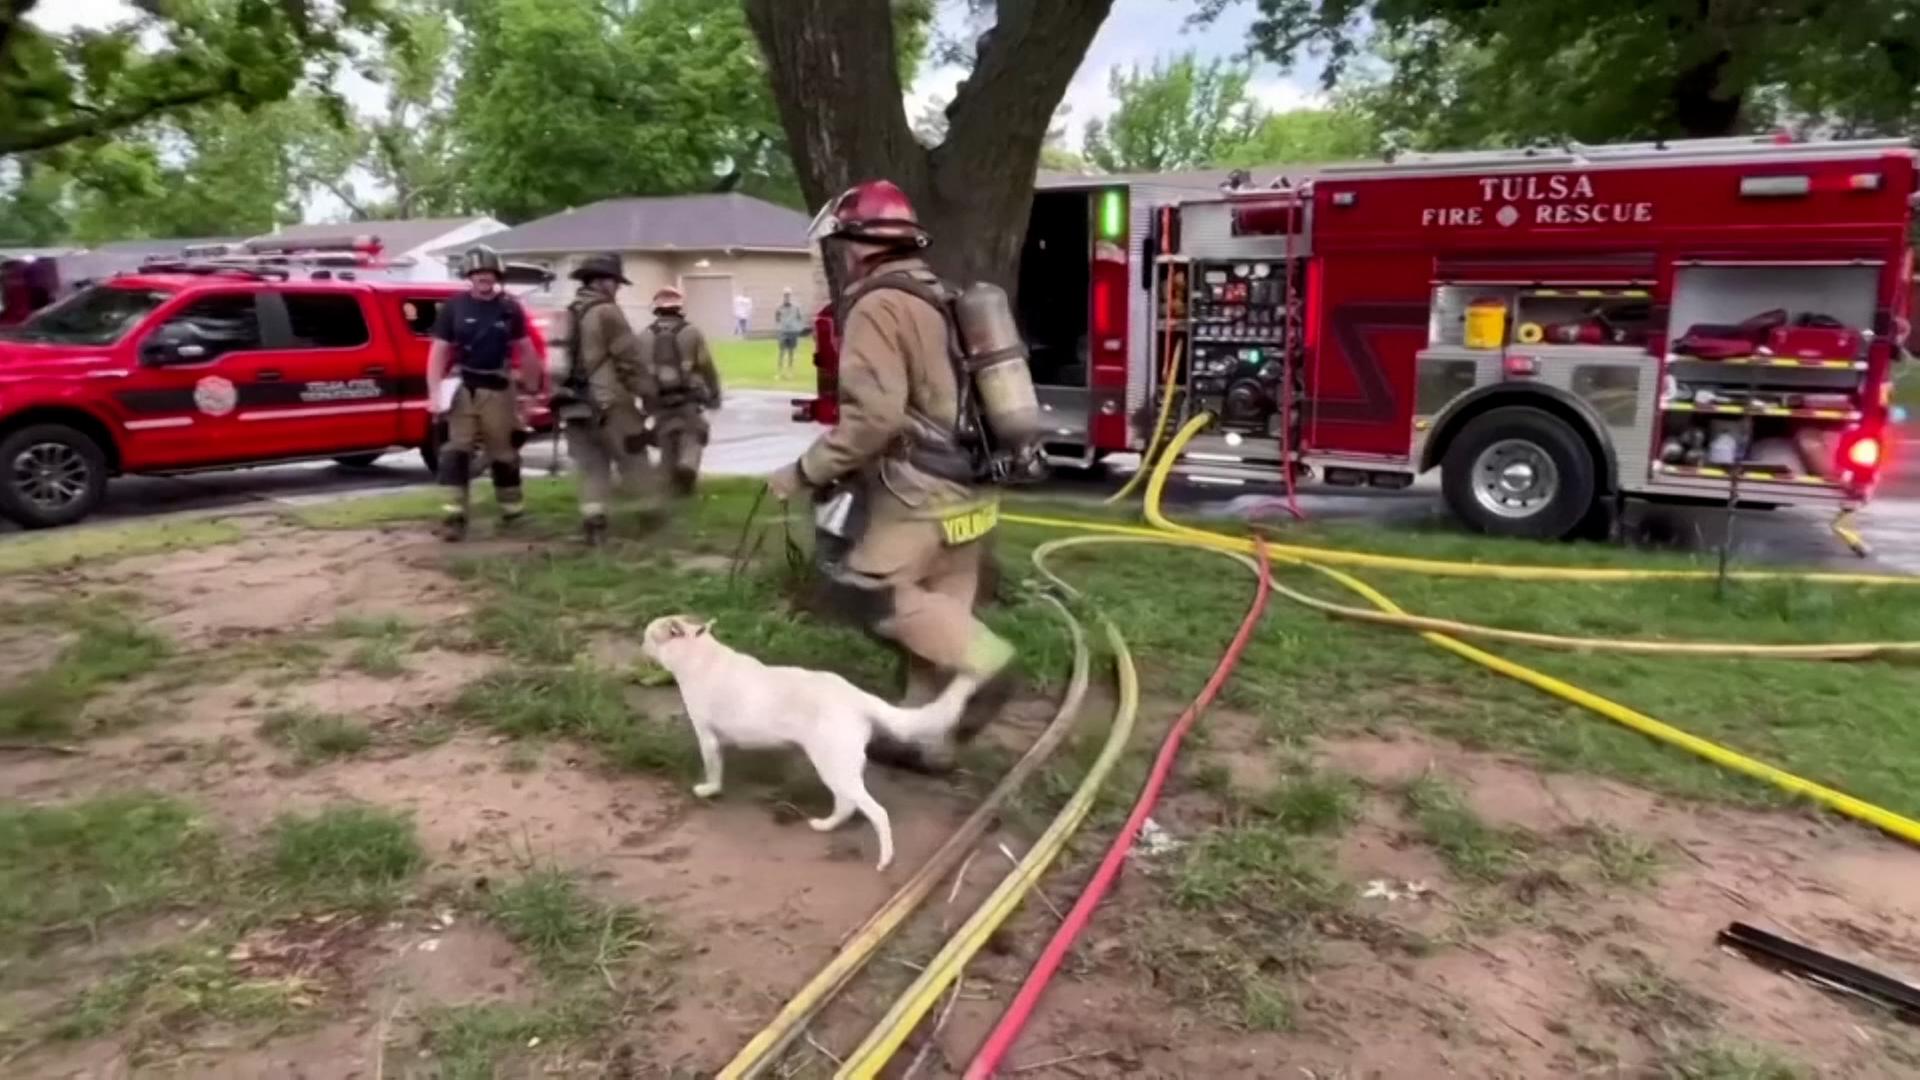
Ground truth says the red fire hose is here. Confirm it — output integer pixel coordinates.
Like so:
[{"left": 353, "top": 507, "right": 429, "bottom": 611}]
[{"left": 962, "top": 540, "right": 1274, "bottom": 1079}]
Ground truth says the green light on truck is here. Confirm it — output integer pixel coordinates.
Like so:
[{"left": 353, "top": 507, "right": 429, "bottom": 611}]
[{"left": 1101, "top": 189, "right": 1125, "bottom": 238}]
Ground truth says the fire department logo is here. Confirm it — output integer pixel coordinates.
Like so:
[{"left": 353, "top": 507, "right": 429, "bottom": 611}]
[
  {"left": 194, "top": 375, "right": 238, "bottom": 417},
  {"left": 1495, "top": 205, "right": 1520, "bottom": 228}
]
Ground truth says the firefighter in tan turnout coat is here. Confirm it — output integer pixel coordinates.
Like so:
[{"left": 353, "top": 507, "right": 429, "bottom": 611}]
[
  {"left": 768, "top": 180, "right": 1017, "bottom": 773},
  {"left": 553, "top": 252, "right": 656, "bottom": 546},
  {"left": 640, "top": 286, "right": 721, "bottom": 498}
]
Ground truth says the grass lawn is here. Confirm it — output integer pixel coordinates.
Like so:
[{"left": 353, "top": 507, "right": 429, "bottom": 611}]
[
  {"left": 711, "top": 336, "right": 813, "bottom": 392},
  {"left": 8, "top": 475, "right": 1917, "bottom": 1074},
  {"left": 284, "top": 477, "right": 1920, "bottom": 825},
  {"left": 1896, "top": 362, "right": 1920, "bottom": 414}
]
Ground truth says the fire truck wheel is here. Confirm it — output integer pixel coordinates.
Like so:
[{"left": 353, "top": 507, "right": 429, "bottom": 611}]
[
  {"left": 1442, "top": 406, "right": 1597, "bottom": 540},
  {"left": 0, "top": 423, "right": 109, "bottom": 529}
]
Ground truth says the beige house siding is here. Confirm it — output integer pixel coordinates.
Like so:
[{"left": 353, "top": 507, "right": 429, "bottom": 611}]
[{"left": 508, "top": 249, "right": 819, "bottom": 338}]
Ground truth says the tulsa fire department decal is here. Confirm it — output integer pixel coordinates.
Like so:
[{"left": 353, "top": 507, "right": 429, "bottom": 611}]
[
  {"left": 299, "top": 378, "right": 382, "bottom": 403},
  {"left": 1420, "top": 173, "right": 1655, "bottom": 229},
  {"left": 193, "top": 375, "right": 238, "bottom": 417}
]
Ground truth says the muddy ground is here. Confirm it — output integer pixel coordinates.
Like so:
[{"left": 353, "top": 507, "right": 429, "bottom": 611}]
[{"left": 2, "top": 517, "right": 1918, "bottom": 1078}]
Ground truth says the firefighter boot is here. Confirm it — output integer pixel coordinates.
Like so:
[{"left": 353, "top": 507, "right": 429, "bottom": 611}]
[
  {"left": 437, "top": 512, "right": 468, "bottom": 543},
  {"left": 582, "top": 514, "right": 609, "bottom": 548}
]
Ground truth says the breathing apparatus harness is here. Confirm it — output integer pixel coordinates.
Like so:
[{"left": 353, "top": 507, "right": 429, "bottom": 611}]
[
  {"left": 841, "top": 268, "right": 1048, "bottom": 488},
  {"left": 551, "top": 293, "right": 613, "bottom": 420},
  {"left": 645, "top": 313, "right": 705, "bottom": 412}
]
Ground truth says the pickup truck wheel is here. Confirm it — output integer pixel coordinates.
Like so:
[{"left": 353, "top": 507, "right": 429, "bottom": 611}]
[
  {"left": 0, "top": 424, "right": 109, "bottom": 529},
  {"left": 334, "top": 453, "right": 385, "bottom": 469},
  {"left": 1441, "top": 406, "right": 1596, "bottom": 540}
]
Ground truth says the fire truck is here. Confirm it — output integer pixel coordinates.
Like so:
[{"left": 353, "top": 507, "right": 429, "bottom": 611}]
[{"left": 800, "top": 136, "right": 1915, "bottom": 542}]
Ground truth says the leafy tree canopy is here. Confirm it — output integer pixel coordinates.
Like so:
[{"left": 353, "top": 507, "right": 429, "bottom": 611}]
[{"left": 1198, "top": 0, "right": 1920, "bottom": 144}]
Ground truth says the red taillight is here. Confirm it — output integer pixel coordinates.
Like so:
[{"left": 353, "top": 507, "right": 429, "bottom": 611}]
[
  {"left": 1092, "top": 278, "right": 1115, "bottom": 337},
  {"left": 1847, "top": 436, "right": 1882, "bottom": 470}
]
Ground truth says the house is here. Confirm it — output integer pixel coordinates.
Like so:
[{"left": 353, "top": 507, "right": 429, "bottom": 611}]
[
  {"left": 248, "top": 216, "right": 506, "bottom": 281},
  {"left": 452, "top": 193, "right": 819, "bottom": 340}
]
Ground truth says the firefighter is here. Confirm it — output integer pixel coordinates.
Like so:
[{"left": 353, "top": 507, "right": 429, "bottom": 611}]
[
  {"left": 552, "top": 252, "right": 656, "bottom": 547},
  {"left": 766, "top": 179, "right": 1017, "bottom": 774},
  {"left": 427, "top": 244, "right": 540, "bottom": 541},
  {"left": 643, "top": 285, "right": 722, "bottom": 498}
]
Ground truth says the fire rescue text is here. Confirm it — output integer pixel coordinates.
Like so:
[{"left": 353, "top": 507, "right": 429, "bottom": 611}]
[{"left": 1419, "top": 174, "right": 1654, "bottom": 228}]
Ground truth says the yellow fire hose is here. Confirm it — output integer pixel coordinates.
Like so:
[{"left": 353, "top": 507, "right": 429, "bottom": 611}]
[
  {"left": 1102, "top": 338, "right": 1183, "bottom": 506},
  {"left": 834, "top": 598, "right": 1141, "bottom": 1078},
  {"left": 1111, "top": 413, "right": 1920, "bottom": 844},
  {"left": 723, "top": 412, "right": 1920, "bottom": 1076},
  {"left": 715, "top": 594, "right": 1093, "bottom": 1080}
]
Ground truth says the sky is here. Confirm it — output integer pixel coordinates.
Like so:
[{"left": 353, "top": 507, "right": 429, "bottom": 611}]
[{"left": 31, "top": 0, "right": 1326, "bottom": 224}]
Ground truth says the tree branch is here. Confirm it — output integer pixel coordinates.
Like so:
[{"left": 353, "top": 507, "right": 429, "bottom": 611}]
[
  {"left": 942, "top": 0, "right": 1114, "bottom": 175},
  {"left": 0, "top": 79, "right": 237, "bottom": 155},
  {"left": 743, "top": 0, "right": 926, "bottom": 209}
]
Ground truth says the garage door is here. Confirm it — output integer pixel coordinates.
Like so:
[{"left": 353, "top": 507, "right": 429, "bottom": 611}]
[{"left": 681, "top": 273, "right": 733, "bottom": 343}]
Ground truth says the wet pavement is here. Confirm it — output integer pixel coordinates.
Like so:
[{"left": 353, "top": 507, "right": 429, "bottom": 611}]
[{"left": 3, "top": 393, "right": 1914, "bottom": 575}]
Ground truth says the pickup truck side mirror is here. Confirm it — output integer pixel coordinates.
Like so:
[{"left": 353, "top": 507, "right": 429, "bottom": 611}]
[{"left": 140, "top": 324, "right": 210, "bottom": 366}]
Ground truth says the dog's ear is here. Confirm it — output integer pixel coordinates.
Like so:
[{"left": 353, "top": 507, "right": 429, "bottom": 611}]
[{"left": 694, "top": 619, "right": 713, "bottom": 638}]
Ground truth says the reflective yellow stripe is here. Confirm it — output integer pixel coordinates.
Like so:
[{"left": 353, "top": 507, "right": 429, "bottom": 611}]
[{"left": 939, "top": 501, "right": 1000, "bottom": 545}]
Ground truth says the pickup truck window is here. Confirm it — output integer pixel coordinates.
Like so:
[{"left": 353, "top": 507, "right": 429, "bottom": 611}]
[
  {"left": 400, "top": 297, "right": 443, "bottom": 336},
  {"left": 284, "top": 292, "right": 371, "bottom": 348},
  {"left": 0, "top": 285, "right": 169, "bottom": 345},
  {"left": 159, "top": 294, "right": 263, "bottom": 361}
]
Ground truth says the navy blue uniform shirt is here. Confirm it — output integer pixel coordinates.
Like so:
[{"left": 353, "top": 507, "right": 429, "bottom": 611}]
[{"left": 432, "top": 292, "right": 527, "bottom": 378}]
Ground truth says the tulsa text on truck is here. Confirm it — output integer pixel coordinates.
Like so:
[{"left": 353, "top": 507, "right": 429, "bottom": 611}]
[
  {"left": 0, "top": 238, "right": 558, "bottom": 529},
  {"left": 797, "top": 135, "right": 1915, "bottom": 546}
]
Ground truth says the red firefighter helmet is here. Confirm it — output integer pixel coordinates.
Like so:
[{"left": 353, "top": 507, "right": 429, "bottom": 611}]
[{"left": 808, "top": 180, "right": 930, "bottom": 250}]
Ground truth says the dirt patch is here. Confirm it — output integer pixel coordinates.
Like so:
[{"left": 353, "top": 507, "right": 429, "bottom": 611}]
[
  {"left": 9, "top": 528, "right": 1920, "bottom": 1078},
  {"left": 942, "top": 730, "right": 1920, "bottom": 1080},
  {"left": 88, "top": 525, "right": 467, "bottom": 646}
]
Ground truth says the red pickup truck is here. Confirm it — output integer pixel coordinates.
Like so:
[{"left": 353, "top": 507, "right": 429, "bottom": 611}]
[{"left": 0, "top": 265, "right": 547, "bottom": 529}]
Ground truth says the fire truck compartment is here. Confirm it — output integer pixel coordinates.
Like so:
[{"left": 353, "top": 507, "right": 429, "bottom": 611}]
[{"left": 1020, "top": 190, "right": 1095, "bottom": 454}]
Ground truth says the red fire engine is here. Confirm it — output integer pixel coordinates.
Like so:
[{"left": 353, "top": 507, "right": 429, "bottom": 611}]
[{"left": 801, "top": 135, "right": 1915, "bottom": 543}]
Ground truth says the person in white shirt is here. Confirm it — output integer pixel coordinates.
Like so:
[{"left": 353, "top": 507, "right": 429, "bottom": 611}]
[{"left": 732, "top": 292, "right": 753, "bottom": 337}]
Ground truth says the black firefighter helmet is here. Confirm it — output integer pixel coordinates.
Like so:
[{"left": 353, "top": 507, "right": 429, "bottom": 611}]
[{"left": 570, "top": 252, "right": 631, "bottom": 285}]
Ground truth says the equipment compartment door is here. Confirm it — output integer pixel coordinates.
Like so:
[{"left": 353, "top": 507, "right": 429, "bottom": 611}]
[{"left": 1306, "top": 254, "right": 1426, "bottom": 457}]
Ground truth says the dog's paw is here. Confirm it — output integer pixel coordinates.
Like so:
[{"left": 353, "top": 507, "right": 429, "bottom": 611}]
[
  {"left": 875, "top": 854, "right": 893, "bottom": 872},
  {"left": 692, "top": 782, "right": 722, "bottom": 799},
  {"left": 807, "top": 816, "right": 836, "bottom": 832}
]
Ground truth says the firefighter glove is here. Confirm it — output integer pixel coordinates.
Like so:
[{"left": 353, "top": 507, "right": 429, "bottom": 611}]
[{"left": 767, "top": 461, "right": 807, "bottom": 502}]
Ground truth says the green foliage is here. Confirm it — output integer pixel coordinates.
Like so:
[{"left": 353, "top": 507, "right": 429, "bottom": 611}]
[
  {"left": 0, "top": 0, "right": 393, "bottom": 157},
  {"left": 1083, "top": 52, "right": 1264, "bottom": 173},
  {"left": 61, "top": 100, "right": 325, "bottom": 244},
  {"left": 486, "top": 868, "right": 657, "bottom": 979},
  {"left": 257, "top": 708, "right": 373, "bottom": 764},
  {"left": 0, "top": 793, "right": 223, "bottom": 948},
  {"left": 1218, "top": 0, "right": 1920, "bottom": 144},
  {"left": 265, "top": 803, "right": 423, "bottom": 909},
  {"left": 1223, "top": 106, "right": 1378, "bottom": 166},
  {"left": 452, "top": 0, "right": 795, "bottom": 222},
  {"left": 0, "top": 601, "right": 172, "bottom": 739}
]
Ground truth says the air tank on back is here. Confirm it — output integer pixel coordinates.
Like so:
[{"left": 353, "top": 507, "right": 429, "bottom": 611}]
[{"left": 951, "top": 282, "right": 1043, "bottom": 452}]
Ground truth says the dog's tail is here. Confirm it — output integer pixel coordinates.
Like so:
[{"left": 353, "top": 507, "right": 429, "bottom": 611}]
[{"left": 867, "top": 675, "right": 979, "bottom": 745}]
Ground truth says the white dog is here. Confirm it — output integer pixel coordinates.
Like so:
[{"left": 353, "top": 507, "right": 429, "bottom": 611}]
[{"left": 641, "top": 614, "right": 978, "bottom": 870}]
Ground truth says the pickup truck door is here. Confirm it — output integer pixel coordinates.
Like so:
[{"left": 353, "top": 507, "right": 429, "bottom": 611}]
[
  {"left": 234, "top": 290, "right": 401, "bottom": 458},
  {"left": 118, "top": 289, "right": 262, "bottom": 467}
]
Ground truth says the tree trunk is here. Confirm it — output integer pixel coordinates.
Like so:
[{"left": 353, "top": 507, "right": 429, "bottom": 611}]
[
  {"left": 744, "top": 0, "right": 1113, "bottom": 291},
  {"left": 1669, "top": 49, "right": 1743, "bottom": 137}
]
